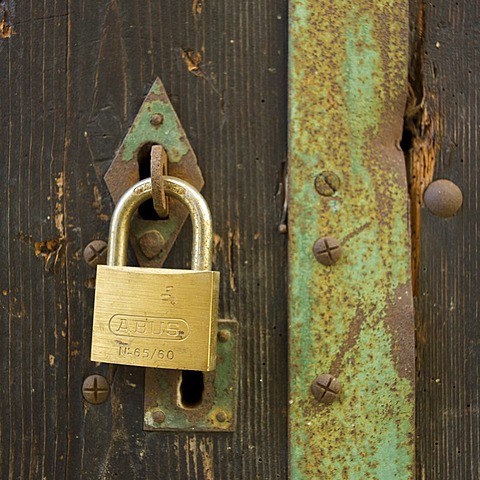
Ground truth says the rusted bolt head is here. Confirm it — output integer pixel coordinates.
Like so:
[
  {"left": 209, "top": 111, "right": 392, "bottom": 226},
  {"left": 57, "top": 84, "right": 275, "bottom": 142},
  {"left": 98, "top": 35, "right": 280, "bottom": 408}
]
[
  {"left": 82, "top": 374, "right": 110, "bottom": 405},
  {"left": 311, "top": 374, "right": 341, "bottom": 404},
  {"left": 216, "top": 411, "right": 227, "bottom": 423},
  {"left": 138, "top": 230, "right": 165, "bottom": 259},
  {"left": 424, "top": 179, "right": 463, "bottom": 218},
  {"left": 150, "top": 113, "right": 164, "bottom": 127},
  {"left": 314, "top": 171, "right": 341, "bottom": 196},
  {"left": 152, "top": 410, "right": 166, "bottom": 424},
  {"left": 83, "top": 240, "right": 108, "bottom": 267},
  {"left": 313, "top": 237, "right": 341, "bottom": 266},
  {"left": 217, "top": 329, "right": 231, "bottom": 343}
]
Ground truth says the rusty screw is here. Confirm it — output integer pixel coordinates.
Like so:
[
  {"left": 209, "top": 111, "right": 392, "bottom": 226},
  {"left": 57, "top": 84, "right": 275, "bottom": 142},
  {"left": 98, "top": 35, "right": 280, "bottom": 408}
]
[
  {"left": 314, "top": 171, "right": 341, "bottom": 197},
  {"left": 138, "top": 230, "right": 165, "bottom": 259},
  {"left": 150, "top": 113, "right": 164, "bottom": 127},
  {"left": 216, "top": 411, "right": 227, "bottom": 423},
  {"left": 313, "top": 237, "right": 341, "bottom": 266},
  {"left": 217, "top": 329, "right": 231, "bottom": 343},
  {"left": 311, "top": 374, "right": 341, "bottom": 404},
  {"left": 152, "top": 410, "right": 166, "bottom": 424},
  {"left": 83, "top": 240, "right": 108, "bottom": 267},
  {"left": 82, "top": 374, "right": 110, "bottom": 405},
  {"left": 424, "top": 179, "right": 463, "bottom": 218}
]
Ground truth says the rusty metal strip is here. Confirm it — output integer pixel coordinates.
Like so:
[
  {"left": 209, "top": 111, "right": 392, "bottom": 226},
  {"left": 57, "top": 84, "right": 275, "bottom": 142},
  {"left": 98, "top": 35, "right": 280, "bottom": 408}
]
[{"left": 288, "top": 1, "right": 414, "bottom": 478}]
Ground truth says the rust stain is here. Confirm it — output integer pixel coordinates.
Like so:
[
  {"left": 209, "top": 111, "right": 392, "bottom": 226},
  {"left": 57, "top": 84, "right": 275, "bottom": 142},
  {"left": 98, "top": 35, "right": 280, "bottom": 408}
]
[
  {"left": 381, "top": 283, "right": 415, "bottom": 382},
  {"left": 289, "top": 0, "right": 414, "bottom": 477}
]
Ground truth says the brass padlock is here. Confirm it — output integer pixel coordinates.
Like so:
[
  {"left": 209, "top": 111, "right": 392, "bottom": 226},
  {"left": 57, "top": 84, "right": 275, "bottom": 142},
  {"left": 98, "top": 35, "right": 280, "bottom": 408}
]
[{"left": 90, "top": 177, "right": 220, "bottom": 371}]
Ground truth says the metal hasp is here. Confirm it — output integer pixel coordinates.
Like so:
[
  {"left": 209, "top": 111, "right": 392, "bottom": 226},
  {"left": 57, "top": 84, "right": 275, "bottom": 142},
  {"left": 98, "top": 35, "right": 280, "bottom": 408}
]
[
  {"left": 144, "top": 320, "right": 238, "bottom": 432},
  {"left": 289, "top": 1, "right": 414, "bottom": 479},
  {"left": 104, "top": 77, "right": 204, "bottom": 267}
]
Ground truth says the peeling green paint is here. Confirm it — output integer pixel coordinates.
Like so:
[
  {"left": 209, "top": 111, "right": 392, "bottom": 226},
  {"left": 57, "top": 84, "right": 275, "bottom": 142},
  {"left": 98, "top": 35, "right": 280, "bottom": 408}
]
[
  {"left": 289, "top": 1, "right": 414, "bottom": 478},
  {"left": 119, "top": 80, "right": 189, "bottom": 164}
]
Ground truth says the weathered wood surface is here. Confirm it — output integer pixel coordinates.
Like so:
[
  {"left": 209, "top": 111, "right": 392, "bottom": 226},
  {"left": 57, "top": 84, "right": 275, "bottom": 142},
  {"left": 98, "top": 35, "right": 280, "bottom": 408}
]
[
  {"left": 409, "top": 0, "right": 480, "bottom": 478},
  {"left": 0, "top": 1, "right": 288, "bottom": 478}
]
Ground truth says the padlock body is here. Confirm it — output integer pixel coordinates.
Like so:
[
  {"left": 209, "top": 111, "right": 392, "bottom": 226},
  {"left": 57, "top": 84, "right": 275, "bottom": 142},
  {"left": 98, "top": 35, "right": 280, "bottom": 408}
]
[{"left": 91, "top": 266, "right": 219, "bottom": 371}]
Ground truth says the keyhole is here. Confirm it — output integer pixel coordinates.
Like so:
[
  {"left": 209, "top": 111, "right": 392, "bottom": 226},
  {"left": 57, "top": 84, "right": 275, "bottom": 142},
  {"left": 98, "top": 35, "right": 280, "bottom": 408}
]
[
  {"left": 137, "top": 142, "right": 160, "bottom": 220},
  {"left": 179, "top": 370, "right": 204, "bottom": 408}
]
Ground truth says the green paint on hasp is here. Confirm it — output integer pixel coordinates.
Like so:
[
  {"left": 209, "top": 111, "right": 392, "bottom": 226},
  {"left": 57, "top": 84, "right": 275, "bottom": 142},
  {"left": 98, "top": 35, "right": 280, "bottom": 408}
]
[
  {"left": 288, "top": 0, "right": 414, "bottom": 478},
  {"left": 120, "top": 78, "right": 190, "bottom": 164}
]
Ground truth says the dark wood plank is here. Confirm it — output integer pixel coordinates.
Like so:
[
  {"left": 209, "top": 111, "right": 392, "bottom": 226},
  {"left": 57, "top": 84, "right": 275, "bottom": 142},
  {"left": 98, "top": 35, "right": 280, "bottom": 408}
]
[
  {"left": 0, "top": 2, "right": 70, "bottom": 479},
  {"left": 409, "top": 0, "right": 480, "bottom": 478},
  {"left": 0, "top": 1, "right": 288, "bottom": 478}
]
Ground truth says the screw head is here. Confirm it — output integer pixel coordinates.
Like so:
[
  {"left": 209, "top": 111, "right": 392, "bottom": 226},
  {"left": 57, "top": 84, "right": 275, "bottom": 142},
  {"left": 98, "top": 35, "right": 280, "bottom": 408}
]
[
  {"left": 314, "top": 171, "right": 341, "bottom": 196},
  {"left": 311, "top": 374, "right": 341, "bottom": 404},
  {"left": 217, "top": 329, "right": 231, "bottom": 343},
  {"left": 150, "top": 113, "right": 164, "bottom": 127},
  {"left": 152, "top": 410, "right": 166, "bottom": 424},
  {"left": 82, "top": 374, "right": 110, "bottom": 404},
  {"left": 138, "top": 230, "right": 165, "bottom": 259},
  {"left": 424, "top": 179, "right": 463, "bottom": 218},
  {"left": 313, "top": 237, "right": 341, "bottom": 266},
  {"left": 216, "top": 411, "right": 227, "bottom": 423},
  {"left": 83, "top": 240, "right": 108, "bottom": 267}
]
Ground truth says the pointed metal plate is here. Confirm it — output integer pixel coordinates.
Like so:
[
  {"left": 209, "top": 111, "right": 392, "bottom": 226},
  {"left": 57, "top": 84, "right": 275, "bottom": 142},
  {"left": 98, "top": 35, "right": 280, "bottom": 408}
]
[{"left": 104, "top": 78, "right": 204, "bottom": 267}]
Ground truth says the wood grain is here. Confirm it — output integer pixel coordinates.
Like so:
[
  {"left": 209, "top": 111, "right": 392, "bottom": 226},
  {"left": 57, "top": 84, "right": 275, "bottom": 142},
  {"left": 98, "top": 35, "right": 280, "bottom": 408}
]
[
  {"left": 0, "top": 1, "right": 288, "bottom": 478},
  {"left": 412, "top": 0, "right": 480, "bottom": 478}
]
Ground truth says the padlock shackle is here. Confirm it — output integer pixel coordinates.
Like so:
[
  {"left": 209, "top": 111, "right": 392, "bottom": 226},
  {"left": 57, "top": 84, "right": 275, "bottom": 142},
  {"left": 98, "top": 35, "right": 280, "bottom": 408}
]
[{"left": 107, "top": 177, "right": 213, "bottom": 270}]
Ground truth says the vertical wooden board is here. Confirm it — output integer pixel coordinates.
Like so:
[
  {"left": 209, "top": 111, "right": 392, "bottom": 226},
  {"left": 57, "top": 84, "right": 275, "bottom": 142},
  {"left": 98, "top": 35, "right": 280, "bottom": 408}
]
[
  {"left": 289, "top": 0, "right": 414, "bottom": 478},
  {"left": 414, "top": 1, "right": 480, "bottom": 478},
  {"left": 0, "top": 2, "right": 69, "bottom": 478},
  {"left": 0, "top": 0, "right": 288, "bottom": 478}
]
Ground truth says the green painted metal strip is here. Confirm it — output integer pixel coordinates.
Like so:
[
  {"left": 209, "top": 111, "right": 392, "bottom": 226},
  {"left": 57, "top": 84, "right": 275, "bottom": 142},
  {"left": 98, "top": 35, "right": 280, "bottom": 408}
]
[{"left": 288, "top": 1, "right": 414, "bottom": 478}]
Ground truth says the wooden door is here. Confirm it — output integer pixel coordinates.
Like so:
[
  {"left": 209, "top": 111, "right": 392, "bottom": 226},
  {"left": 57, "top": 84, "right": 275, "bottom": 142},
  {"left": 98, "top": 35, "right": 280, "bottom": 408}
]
[
  {"left": 410, "top": 0, "right": 480, "bottom": 478},
  {"left": 0, "top": 1, "right": 288, "bottom": 478},
  {"left": 2, "top": 1, "right": 479, "bottom": 479}
]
